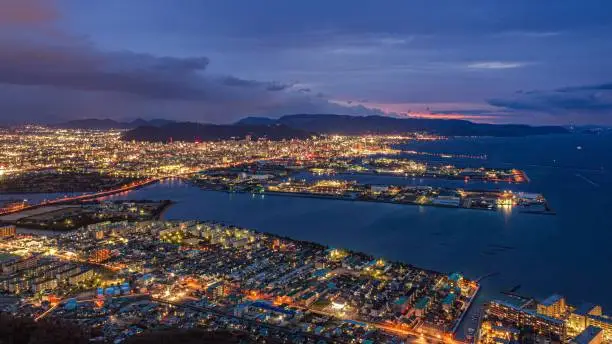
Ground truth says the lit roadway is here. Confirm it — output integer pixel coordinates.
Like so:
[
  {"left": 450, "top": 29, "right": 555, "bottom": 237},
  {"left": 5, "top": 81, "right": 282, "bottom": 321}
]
[
  {"left": 243, "top": 289, "right": 464, "bottom": 344},
  {"left": 0, "top": 157, "right": 270, "bottom": 216},
  {"left": 35, "top": 293, "right": 151, "bottom": 322},
  {"left": 0, "top": 178, "right": 159, "bottom": 216},
  {"left": 0, "top": 240, "right": 123, "bottom": 272},
  {"left": 34, "top": 302, "right": 60, "bottom": 322},
  {"left": 303, "top": 306, "right": 463, "bottom": 344}
]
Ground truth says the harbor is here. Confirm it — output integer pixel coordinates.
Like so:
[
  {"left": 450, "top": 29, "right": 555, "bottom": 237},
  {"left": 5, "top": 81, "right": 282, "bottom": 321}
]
[{"left": 191, "top": 171, "right": 554, "bottom": 215}]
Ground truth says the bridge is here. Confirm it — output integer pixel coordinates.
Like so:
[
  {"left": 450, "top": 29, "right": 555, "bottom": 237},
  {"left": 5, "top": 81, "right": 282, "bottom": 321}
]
[{"left": 0, "top": 157, "right": 271, "bottom": 217}]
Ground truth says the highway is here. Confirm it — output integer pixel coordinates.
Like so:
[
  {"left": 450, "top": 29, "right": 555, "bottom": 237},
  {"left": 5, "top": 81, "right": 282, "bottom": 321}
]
[
  {"left": 305, "top": 306, "right": 461, "bottom": 344},
  {"left": 0, "top": 178, "right": 159, "bottom": 216},
  {"left": 0, "top": 157, "right": 272, "bottom": 217}
]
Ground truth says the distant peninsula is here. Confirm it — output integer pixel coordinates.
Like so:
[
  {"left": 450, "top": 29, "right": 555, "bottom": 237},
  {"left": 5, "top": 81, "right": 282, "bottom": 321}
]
[{"left": 237, "top": 114, "right": 569, "bottom": 137}]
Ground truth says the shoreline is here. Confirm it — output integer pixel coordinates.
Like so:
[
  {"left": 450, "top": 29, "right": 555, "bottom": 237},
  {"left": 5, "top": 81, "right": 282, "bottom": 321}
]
[
  {"left": 196, "top": 187, "right": 556, "bottom": 216},
  {"left": 324, "top": 169, "right": 529, "bottom": 184},
  {"left": 11, "top": 217, "right": 478, "bottom": 340},
  {"left": 0, "top": 178, "right": 160, "bottom": 216},
  {"left": 5, "top": 200, "right": 173, "bottom": 232}
]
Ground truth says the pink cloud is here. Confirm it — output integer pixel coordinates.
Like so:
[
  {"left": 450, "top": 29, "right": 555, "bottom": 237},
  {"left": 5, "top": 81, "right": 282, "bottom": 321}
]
[{"left": 330, "top": 99, "right": 500, "bottom": 122}]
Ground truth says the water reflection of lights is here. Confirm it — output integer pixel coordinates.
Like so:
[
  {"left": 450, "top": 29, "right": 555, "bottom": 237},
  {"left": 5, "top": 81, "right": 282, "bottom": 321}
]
[{"left": 500, "top": 203, "right": 513, "bottom": 223}]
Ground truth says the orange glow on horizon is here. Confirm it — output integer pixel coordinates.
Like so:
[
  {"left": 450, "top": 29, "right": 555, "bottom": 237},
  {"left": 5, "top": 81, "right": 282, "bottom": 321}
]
[
  {"left": 329, "top": 99, "right": 499, "bottom": 122},
  {"left": 402, "top": 112, "right": 498, "bottom": 121}
]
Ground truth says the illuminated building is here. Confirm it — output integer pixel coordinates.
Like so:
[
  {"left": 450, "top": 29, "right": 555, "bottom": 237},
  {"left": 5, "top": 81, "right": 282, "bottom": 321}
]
[
  {"left": 538, "top": 294, "right": 568, "bottom": 318},
  {"left": 206, "top": 281, "right": 225, "bottom": 299},
  {"left": 0, "top": 225, "right": 16, "bottom": 238},
  {"left": 545, "top": 298, "right": 612, "bottom": 342},
  {"left": 568, "top": 303, "right": 603, "bottom": 335},
  {"left": 1, "top": 254, "right": 40, "bottom": 275},
  {"left": 331, "top": 297, "right": 347, "bottom": 311},
  {"left": 55, "top": 265, "right": 82, "bottom": 282},
  {"left": 90, "top": 249, "right": 111, "bottom": 263},
  {"left": 93, "top": 230, "right": 105, "bottom": 240},
  {"left": 477, "top": 321, "right": 520, "bottom": 344},
  {"left": 571, "top": 326, "right": 603, "bottom": 344},
  {"left": 448, "top": 272, "right": 464, "bottom": 288},
  {"left": 68, "top": 269, "right": 94, "bottom": 285},
  {"left": 584, "top": 317, "right": 612, "bottom": 342},
  {"left": 0, "top": 218, "right": 480, "bottom": 341},
  {"left": 31, "top": 277, "right": 58, "bottom": 293},
  {"left": 485, "top": 300, "right": 566, "bottom": 342},
  {"left": 309, "top": 180, "right": 351, "bottom": 194}
]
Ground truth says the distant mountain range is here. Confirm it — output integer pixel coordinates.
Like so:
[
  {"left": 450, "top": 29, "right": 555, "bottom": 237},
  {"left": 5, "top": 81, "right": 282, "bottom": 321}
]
[
  {"left": 54, "top": 118, "right": 175, "bottom": 129},
  {"left": 53, "top": 114, "right": 568, "bottom": 142},
  {"left": 122, "top": 122, "right": 312, "bottom": 142},
  {"left": 236, "top": 114, "right": 569, "bottom": 137}
]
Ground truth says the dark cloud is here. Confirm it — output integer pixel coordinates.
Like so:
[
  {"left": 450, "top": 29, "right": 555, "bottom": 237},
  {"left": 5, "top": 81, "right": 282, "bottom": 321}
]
[
  {"left": 0, "top": 41, "right": 215, "bottom": 100},
  {"left": 0, "top": 0, "right": 395, "bottom": 124},
  {"left": 153, "top": 56, "right": 210, "bottom": 71},
  {"left": 220, "top": 76, "right": 294, "bottom": 91},
  {"left": 0, "top": 37, "right": 387, "bottom": 123},
  {"left": 265, "top": 82, "right": 294, "bottom": 91},
  {"left": 488, "top": 83, "right": 612, "bottom": 117},
  {"left": 3, "top": 0, "right": 612, "bottom": 125},
  {"left": 220, "top": 76, "right": 261, "bottom": 88}
]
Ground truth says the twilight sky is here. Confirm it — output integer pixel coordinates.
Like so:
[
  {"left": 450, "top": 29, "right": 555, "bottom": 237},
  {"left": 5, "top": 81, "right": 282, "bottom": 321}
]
[{"left": 1, "top": 0, "right": 612, "bottom": 125}]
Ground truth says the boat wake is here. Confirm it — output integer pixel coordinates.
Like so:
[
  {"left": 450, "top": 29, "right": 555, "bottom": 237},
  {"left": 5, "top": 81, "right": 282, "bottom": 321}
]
[{"left": 575, "top": 173, "right": 600, "bottom": 187}]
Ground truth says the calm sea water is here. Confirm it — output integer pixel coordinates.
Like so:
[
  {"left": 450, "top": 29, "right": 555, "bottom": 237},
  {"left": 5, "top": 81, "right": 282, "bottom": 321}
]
[{"left": 5, "top": 133, "right": 612, "bottom": 333}]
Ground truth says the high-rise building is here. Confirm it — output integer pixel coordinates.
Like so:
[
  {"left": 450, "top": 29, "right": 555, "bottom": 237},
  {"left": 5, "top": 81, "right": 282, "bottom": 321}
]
[
  {"left": 0, "top": 225, "right": 16, "bottom": 238},
  {"left": 567, "top": 303, "right": 612, "bottom": 342},
  {"left": 583, "top": 316, "right": 612, "bottom": 343},
  {"left": 568, "top": 303, "right": 603, "bottom": 335},
  {"left": 1, "top": 254, "right": 40, "bottom": 275},
  {"left": 68, "top": 269, "right": 94, "bottom": 285},
  {"left": 482, "top": 300, "right": 566, "bottom": 343},
  {"left": 538, "top": 294, "right": 568, "bottom": 318}
]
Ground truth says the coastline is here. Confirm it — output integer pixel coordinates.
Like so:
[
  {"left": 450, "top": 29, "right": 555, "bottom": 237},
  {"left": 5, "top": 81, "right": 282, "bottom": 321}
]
[
  {"left": 4, "top": 200, "right": 173, "bottom": 232},
  {"left": 193, "top": 186, "right": 556, "bottom": 216}
]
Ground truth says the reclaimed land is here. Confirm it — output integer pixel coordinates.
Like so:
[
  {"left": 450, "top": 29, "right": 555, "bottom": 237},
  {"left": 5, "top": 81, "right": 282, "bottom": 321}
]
[
  {"left": 192, "top": 182, "right": 555, "bottom": 215},
  {"left": 260, "top": 190, "right": 555, "bottom": 215}
]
